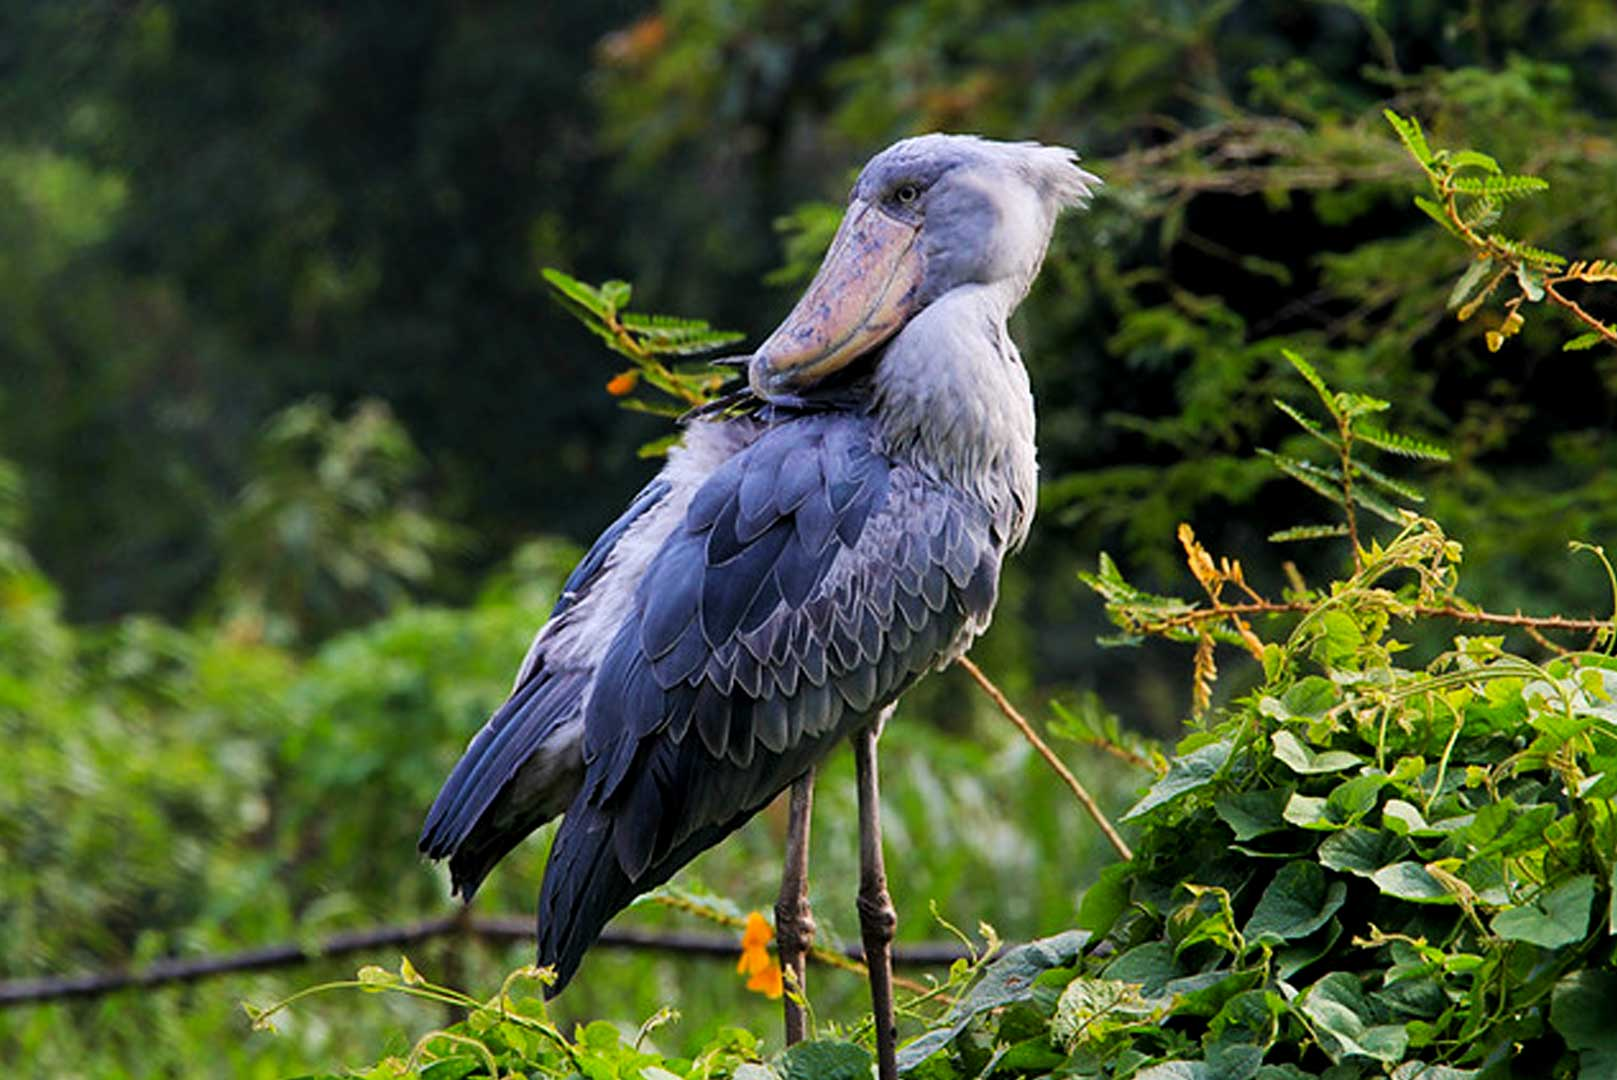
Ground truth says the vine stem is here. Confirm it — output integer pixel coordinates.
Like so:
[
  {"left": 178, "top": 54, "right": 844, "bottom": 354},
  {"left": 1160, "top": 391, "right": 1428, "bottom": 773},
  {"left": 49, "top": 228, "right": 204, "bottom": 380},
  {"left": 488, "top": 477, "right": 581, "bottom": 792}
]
[
  {"left": 1336, "top": 414, "right": 1363, "bottom": 571},
  {"left": 956, "top": 656, "right": 1133, "bottom": 861},
  {"left": 1136, "top": 599, "right": 1614, "bottom": 637}
]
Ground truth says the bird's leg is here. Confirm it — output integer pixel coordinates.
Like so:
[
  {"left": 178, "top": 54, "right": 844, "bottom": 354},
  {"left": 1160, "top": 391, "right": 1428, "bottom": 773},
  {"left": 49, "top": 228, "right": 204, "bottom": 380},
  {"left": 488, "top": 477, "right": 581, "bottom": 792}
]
[
  {"left": 775, "top": 766, "right": 816, "bottom": 1045},
  {"left": 854, "top": 716, "right": 898, "bottom": 1080}
]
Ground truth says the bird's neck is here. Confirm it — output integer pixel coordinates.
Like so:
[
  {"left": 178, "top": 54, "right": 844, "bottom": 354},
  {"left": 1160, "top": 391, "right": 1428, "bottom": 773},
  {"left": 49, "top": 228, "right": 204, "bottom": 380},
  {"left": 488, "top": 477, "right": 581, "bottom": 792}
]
[{"left": 871, "top": 280, "right": 1038, "bottom": 546}]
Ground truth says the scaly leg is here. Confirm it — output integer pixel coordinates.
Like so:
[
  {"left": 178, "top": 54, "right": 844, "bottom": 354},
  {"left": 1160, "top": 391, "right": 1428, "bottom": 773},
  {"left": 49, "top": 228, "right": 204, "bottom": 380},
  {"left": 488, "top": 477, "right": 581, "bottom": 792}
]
[
  {"left": 775, "top": 767, "right": 816, "bottom": 1045},
  {"left": 854, "top": 721, "right": 897, "bottom": 1080}
]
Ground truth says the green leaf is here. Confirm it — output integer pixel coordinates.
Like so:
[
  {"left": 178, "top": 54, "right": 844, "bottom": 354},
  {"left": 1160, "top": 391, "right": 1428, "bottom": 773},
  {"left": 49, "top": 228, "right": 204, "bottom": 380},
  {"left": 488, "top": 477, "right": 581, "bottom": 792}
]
[
  {"left": 1077, "top": 861, "right": 1134, "bottom": 936},
  {"left": 1515, "top": 263, "right": 1546, "bottom": 302},
  {"left": 1283, "top": 793, "right": 1338, "bottom": 831},
  {"left": 1103, "top": 941, "right": 1181, "bottom": 995},
  {"left": 1448, "top": 150, "right": 1502, "bottom": 174},
  {"left": 1389, "top": 1064, "right": 1480, "bottom": 1079},
  {"left": 1490, "top": 874, "right": 1596, "bottom": 948},
  {"left": 1350, "top": 483, "right": 1407, "bottom": 525},
  {"left": 1272, "top": 730, "right": 1363, "bottom": 774},
  {"left": 1486, "top": 233, "right": 1567, "bottom": 268},
  {"left": 1258, "top": 448, "right": 1346, "bottom": 505},
  {"left": 1327, "top": 773, "right": 1390, "bottom": 822},
  {"left": 1215, "top": 786, "right": 1293, "bottom": 840},
  {"left": 1412, "top": 196, "right": 1458, "bottom": 235},
  {"left": 1244, "top": 861, "right": 1348, "bottom": 944},
  {"left": 1448, "top": 257, "right": 1495, "bottom": 311},
  {"left": 1351, "top": 458, "right": 1425, "bottom": 505},
  {"left": 1563, "top": 331, "right": 1605, "bottom": 352},
  {"left": 1269, "top": 523, "right": 1351, "bottom": 543},
  {"left": 1282, "top": 349, "right": 1336, "bottom": 417},
  {"left": 1134, "top": 1062, "right": 1207, "bottom": 1080},
  {"left": 1050, "top": 977, "right": 1161, "bottom": 1050},
  {"left": 1301, "top": 971, "right": 1408, "bottom": 1063},
  {"left": 1450, "top": 174, "right": 1548, "bottom": 199},
  {"left": 1318, "top": 827, "right": 1409, "bottom": 878},
  {"left": 541, "top": 267, "right": 609, "bottom": 319},
  {"left": 1121, "top": 740, "right": 1233, "bottom": 821},
  {"left": 1275, "top": 918, "right": 1343, "bottom": 981},
  {"left": 620, "top": 311, "right": 746, "bottom": 354},
  {"left": 896, "top": 931, "right": 1089, "bottom": 1071},
  {"left": 598, "top": 279, "right": 632, "bottom": 312},
  {"left": 1273, "top": 398, "right": 1340, "bottom": 450},
  {"left": 1549, "top": 971, "right": 1617, "bottom": 1052},
  {"left": 783, "top": 1040, "right": 872, "bottom": 1080},
  {"left": 356, "top": 964, "right": 399, "bottom": 991},
  {"left": 1352, "top": 425, "right": 1451, "bottom": 462},
  {"left": 636, "top": 432, "right": 684, "bottom": 459},
  {"left": 1384, "top": 110, "right": 1434, "bottom": 167},
  {"left": 420, "top": 1058, "right": 483, "bottom": 1080},
  {"left": 1372, "top": 862, "right": 1455, "bottom": 904},
  {"left": 1284, "top": 676, "right": 1340, "bottom": 717},
  {"left": 1311, "top": 610, "right": 1363, "bottom": 667}
]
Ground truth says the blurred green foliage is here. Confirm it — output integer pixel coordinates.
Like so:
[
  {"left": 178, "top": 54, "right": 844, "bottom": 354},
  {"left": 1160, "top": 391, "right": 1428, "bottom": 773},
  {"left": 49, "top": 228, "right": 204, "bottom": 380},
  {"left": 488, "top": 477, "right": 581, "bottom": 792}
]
[{"left": 3, "top": 0, "right": 1617, "bottom": 1076}]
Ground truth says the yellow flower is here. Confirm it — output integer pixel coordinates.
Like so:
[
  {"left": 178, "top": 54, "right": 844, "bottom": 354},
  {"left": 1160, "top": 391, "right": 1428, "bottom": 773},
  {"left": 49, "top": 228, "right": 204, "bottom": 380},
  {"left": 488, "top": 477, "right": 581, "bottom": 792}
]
[{"left": 736, "top": 911, "right": 784, "bottom": 1000}]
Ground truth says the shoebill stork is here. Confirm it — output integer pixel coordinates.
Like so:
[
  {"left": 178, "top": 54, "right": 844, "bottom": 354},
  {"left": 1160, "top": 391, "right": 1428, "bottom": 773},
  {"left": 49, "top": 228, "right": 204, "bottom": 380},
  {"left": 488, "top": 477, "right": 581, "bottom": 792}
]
[{"left": 420, "top": 134, "right": 1097, "bottom": 1076}]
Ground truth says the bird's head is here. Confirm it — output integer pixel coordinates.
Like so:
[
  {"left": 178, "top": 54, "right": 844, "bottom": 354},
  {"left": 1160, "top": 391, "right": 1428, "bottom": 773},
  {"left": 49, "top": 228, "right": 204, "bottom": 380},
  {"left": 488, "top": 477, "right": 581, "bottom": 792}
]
[{"left": 749, "top": 134, "right": 1099, "bottom": 400}]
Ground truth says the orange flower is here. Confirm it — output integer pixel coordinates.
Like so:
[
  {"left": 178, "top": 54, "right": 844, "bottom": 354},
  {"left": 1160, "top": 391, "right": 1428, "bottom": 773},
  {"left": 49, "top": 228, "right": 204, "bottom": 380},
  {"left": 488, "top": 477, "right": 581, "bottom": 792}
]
[
  {"left": 746, "top": 958, "right": 784, "bottom": 999},
  {"left": 606, "top": 370, "right": 639, "bottom": 397},
  {"left": 737, "top": 911, "right": 783, "bottom": 1000}
]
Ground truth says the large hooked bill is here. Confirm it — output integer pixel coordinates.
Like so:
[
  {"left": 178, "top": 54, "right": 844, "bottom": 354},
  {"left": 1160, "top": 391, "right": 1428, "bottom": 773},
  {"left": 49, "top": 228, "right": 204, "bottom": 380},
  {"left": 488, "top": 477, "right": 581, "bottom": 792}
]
[{"left": 748, "top": 199, "right": 923, "bottom": 400}]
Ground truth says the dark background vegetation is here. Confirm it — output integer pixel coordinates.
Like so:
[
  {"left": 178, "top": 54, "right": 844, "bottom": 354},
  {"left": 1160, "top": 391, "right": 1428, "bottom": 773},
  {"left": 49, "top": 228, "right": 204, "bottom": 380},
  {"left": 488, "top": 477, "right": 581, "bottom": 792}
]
[{"left": 2, "top": 1, "right": 1614, "bottom": 1074}]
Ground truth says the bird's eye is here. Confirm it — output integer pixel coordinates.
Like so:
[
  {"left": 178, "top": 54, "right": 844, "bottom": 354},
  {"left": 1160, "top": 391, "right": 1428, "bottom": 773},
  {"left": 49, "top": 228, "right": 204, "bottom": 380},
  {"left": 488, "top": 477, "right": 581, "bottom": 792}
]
[{"left": 893, "top": 183, "right": 920, "bottom": 205}]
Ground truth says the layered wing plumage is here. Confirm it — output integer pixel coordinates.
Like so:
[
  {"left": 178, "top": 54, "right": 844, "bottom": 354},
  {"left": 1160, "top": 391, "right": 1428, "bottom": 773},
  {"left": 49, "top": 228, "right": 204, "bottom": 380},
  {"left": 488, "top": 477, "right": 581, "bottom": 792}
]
[
  {"left": 418, "top": 477, "right": 672, "bottom": 897},
  {"left": 536, "top": 411, "right": 1005, "bottom": 991}
]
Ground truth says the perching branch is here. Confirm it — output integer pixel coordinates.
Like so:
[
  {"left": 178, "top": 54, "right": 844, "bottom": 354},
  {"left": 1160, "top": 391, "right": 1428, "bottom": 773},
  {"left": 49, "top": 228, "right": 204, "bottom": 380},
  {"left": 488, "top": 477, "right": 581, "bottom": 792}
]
[{"left": 0, "top": 914, "right": 970, "bottom": 1008}]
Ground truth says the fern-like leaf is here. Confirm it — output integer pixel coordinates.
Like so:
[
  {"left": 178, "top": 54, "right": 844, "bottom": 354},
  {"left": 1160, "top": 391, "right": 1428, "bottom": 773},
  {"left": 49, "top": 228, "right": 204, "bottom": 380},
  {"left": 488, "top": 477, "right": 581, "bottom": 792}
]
[
  {"left": 1281, "top": 349, "right": 1336, "bottom": 419},
  {"left": 1351, "top": 458, "right": 1425, "bottom": 504},
  {"left": 1269, "top": 524, "right": 1351, "bottom": 543},
  {"left": 541, "top": 268, "right": 610, "bottom": 319},
  {"left": 1258, "top": 448, "right": 1346, "bottom": 506},
  {"left": 1080, "top": 553, "right": 1198, "bottom": 615},
  {"left": 1450, "top": 174, "right": 1549, "bottom": 199},
  {"left": 1412, "top": 196, "right": 1457, "bottom": 235},
  {"left": 1353, "top": 425, "right": 1451, "bottom": 462},
  {"left": 1563, "top": 331, "right": 1608, "bottom": 352},
  {"left": 1447, "top": 150, "right": 1501, "bottom": 175},
  {"left": 599, "top": 279, "right": 632, "bottom": 312},
  {"left": 1350, "top": 484, "right": 1406, "bottom": 525},
  {"left": 619, "top": 312, "right": 713, "bottom": 332},
  {"left": 1384, "top": 110, "right": 1434, "bottom": 168},
  {"left": 1273, "top": 399, "right": 1340, "bottom": 451},
  {"left": 1486, "top": 235, "right": 1567, "bottom": 270}
]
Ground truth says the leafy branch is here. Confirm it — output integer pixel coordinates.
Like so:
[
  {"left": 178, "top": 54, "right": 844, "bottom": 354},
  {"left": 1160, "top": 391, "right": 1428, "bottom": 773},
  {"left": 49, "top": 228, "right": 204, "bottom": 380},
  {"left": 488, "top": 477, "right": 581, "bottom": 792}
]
[
  {"left": 1386, "top": 109, "right": 1617, "bottom": 352},
  {"left": 1262, "top": 349, "right": 1450, "bottom": 570},
  {"left": 1085, "top": 353, "right": 1615, "bottom": 712},
  {"left": 541, "top": 269, "right": 740, "bottom": 451}
]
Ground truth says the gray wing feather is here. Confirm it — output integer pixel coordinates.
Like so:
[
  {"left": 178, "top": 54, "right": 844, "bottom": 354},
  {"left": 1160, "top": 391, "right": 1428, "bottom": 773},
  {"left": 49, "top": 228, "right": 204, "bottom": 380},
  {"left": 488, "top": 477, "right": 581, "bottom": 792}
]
[{"left": 535, "top": 412, "right": 1004, "bottom": 993}]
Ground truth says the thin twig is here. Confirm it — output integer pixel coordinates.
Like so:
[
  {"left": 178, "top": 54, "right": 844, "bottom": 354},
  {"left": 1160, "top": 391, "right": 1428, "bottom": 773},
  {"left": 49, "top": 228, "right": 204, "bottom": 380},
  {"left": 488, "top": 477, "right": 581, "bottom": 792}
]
[
  {"left": 1072, "top": 734, "right": 1158, "bottom": 772},
  {"left": 1543, "top": 280, "right": 1617, "bottom": 346},
  {"left": 956, "top": 656, "right": 1133, "bottom": 861}
]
